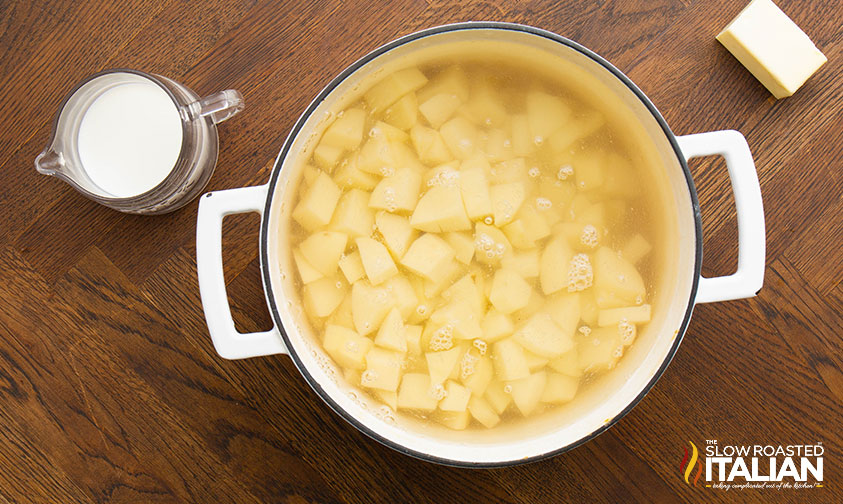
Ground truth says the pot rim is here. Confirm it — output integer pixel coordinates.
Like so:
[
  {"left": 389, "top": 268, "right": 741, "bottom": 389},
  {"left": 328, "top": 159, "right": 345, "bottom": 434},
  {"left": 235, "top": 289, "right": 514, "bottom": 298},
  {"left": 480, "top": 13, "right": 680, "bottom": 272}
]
[{"left": 259, "top": 21, "right": 703, "bottom": 468}]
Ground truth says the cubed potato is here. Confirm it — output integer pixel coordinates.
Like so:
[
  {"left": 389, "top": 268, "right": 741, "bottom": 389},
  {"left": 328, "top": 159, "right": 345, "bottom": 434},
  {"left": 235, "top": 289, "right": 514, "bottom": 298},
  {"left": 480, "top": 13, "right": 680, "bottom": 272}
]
[
  {"left": 473, "top": 222, "right": 512, "bottom": 265},
  {"left": 461, "top": 355, "right": 493, "bottom": 396},
  {"left": 489, "top": 269, "right": 531, "bottom": 314},
  {"left": 405, "top": 325, "right": 423, "bottom": 356},
  {"left": 549, "top": 350, "right": 583, "bottom": 378},
  {"left": 422, "top": 260, "right": 461, "bottom": 299},
  {"left": 419, "top": 93, "right": 461, "bottom": 128},
  {"left": 303, "top": 276, "right": 346, "bottom": 318},
  {"left": 299, "top": 231, "right": 348, "bottom": 276},
  {"left": 440, "top": 116, "right": 478, "bottom": 160},
  {"left": 356, "top": 137, "right": 394, "bottom": 175},
  {"left": 459, "top": 161, "right": 494, "bottom": 220},
  {"left": 361, "top": 347, "right": 404, "bottom": 391},
  {"left": 426, "top": 346, "right": 462, "bottom": 385},
  {"left": 417, "top": 65, "right": 469, "bottom": 103},
  {"left": 338, "top": 250, "right": 365, "bottom": 284},
  {"left": 356, "top": 237, "right": 398, "bottom": 285},
  {"left": 321, "top": 108, "right": 366, "bottom": 150},
  {"left": 493, "top": 339, "right": 530, "bottom": 381},
  {"left": 574, "top": 151, "right": 606, "bottom": 192},
  {"left": 579, "top": 290, "right": 599, "bottom": 326},
  {"left": 516, "top": 202, "right": 552, "bottom": 243},
  {"left": 302, "top": 164, "right": 320, "bottom": 186},
  {"left": 468, "top": 396, "right": 501, "bottom": 428},
  {"left": 383, "top": 275, "right": 418, "bottom": 319},
  {"left": 593, "top": 247, "right": 646, "bottom": 308},
  {"left": 509, "top": 371, "right": 547, "bottom": 416},
  {"left": 548, "top": 111, "right": 604, "bottom": 153},
  {"left": 422, "top": 160, "right": 460, "bottom": 186},
  {"left": 323, "top": 325, "right": 373, "bottom": 370},
  {"left": 328, "top": 295, "right": 354, "bottom": 330},
  {"left": 490, "top": 158, "right": 528, "bottom": 185},
  {"left": 598, "top": 304, "right": 651, "bottom": 327},
  {"left": 501, "top": 250, "right": 540, "bottom": 279},
  {"left": 524, "top": 349, "right": 550, "bottom": 372},
  {"left": 313, "top": 143, "right": 344, "bottom": 171},
  {"left": 369, "top": 167, "right": 422, "bottom": 213},
  {"left": 439, "top": 380, "right": 471, "bottom": 412},
  {"left": 513, "top": 288, "right": 545, "bottom": 323},
  {"left": 577, "top": 326, "right": 623, "bottom": 371},
  {"left": 490, "top": 182, "right": 526, "bottom": 226},
  {"left": 482, "top": 309, "right": 515, "bottom": 342},
  {"left": 333, "top": 154, "right": 379, "bottom": 191},
  {"left": 485, "top": 380, "right": 512, "bottom": 414},
  {"left": 502, "top": 219, "right": 536, "bottom": 249},
  {"left": 435, "top": 410, "right": 470, "bottom": 430},
  {"left": 483, "top": 128, "right": 515, "bottom": 162},
  {"left": 331, "top": 189, "right": 375, "bottom": 239},
  {"left": 401, "top": 234, "right": 456, "bottom": 282},
  {"left": 445, "top": 232, "right": 475, "bottom": 264},
  {"left": 539, "top": 235, "right": 574, "bottom": 295},
  {"left": 351, "top": 280, "right": 394, "bottom": 336},
  {"left": 292, "top": 171, "right": 341, "bottom": 231},
  {"left": 513, "top": 312, "right": 573, "bottom": 358},
  {"left": 430, "top": 301, "right": 482, "bottom": 341},
  {"left": 369, "top": 120, "right": 409, "bottom": 143},
  {"left": 541, "top": 372, "right": 579, "bottom": 403},
  {"left": 465, "top": 83, "right": 507, "bottom": 127},
  {"left": 410, "top": 185, "right": 471, "bottom": 232},
  {"left": 621, "top": 234, "right": 652, "bottom": 265},
  {"left": 375, "top": 307, "right": 407, "bottom": 352},
  {"left": 344, "top": 368, "right": 362, "bottom": 386},
  {"left": 545, "top": 292, "right": 581, "bottom": 336},
  {"left": 293, "top": 248, "right": 323, "bottom": 284},
  {"left": 375, "top": 212, "right": 416, "bottom": 260},
  {"left": 374, "top": 389, "right": 398, "bottom": 410},
  {"left": 383, "top": 92, "right": 418, "bottom": 130},
  {"left": 510, "top": 114, "right": 534, "bottom": 157},
  {"left": 397, "top": 373, "right": 438, "bottom": 411},
  {"left": 599, "top": 152, "right": 640, "bottom": 199},
  {"left": 364, "top": 67, "right": 428, "bottom": 112},
  {"left": 526, "top": 91, "right": 572, "bottom": 140},
  {"left": 410, "top": 124, "right": 452, "bottom": 166},
  {"left": 442, "top": 274, "right": 484, "bottom": 318}
]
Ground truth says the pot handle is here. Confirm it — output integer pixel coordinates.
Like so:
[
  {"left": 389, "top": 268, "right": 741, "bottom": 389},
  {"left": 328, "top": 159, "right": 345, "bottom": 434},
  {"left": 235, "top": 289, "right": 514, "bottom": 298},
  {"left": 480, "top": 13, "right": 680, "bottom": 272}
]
[
  {"left": 196, "top": 185, "right": 288, "bottom": 359},
  {"left": 677, "top": 130, "right": 765, "bottom": 304}
]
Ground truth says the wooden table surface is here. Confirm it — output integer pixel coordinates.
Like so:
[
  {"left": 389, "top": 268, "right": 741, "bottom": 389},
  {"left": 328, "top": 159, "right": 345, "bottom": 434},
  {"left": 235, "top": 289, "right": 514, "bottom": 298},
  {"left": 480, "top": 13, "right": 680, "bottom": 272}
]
[{"left": 1, "top": 1, "right": 841, "bottom": 502}]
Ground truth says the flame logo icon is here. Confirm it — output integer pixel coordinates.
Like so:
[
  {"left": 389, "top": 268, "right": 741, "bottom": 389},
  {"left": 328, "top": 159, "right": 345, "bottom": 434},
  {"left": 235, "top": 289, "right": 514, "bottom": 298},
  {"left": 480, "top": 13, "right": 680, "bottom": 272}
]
[{"left": 680, "top": 441, "right": 703, "bottom": 487}]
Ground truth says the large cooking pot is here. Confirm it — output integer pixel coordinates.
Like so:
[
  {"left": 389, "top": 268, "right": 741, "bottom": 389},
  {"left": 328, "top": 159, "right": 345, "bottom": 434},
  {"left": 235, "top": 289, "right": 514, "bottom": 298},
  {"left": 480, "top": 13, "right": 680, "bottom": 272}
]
[{"left": 196, "top": 22, "right": 765, "bottom": 467}]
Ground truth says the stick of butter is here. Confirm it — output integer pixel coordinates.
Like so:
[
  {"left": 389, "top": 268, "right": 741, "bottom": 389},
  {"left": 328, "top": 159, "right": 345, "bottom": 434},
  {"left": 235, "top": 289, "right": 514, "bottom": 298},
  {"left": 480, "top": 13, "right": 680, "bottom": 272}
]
[{"left": 716, "top": 0, "right": 827, "bottom": 99}]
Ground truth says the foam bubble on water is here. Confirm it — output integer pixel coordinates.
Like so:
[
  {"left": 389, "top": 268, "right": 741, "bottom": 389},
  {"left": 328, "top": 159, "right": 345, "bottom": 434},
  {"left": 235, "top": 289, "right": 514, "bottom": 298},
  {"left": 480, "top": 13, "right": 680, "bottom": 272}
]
[
  {"left": 580, "top": 224, "right": 598, "bottom": 248},
  {"left": 416, "top": 304, "right": 429, "bottom": 317},
  {"left": 484, "top": 216, "right": 493, "bottom": 225},
  {"left": 592, "top": 338, "right": 601, "bottom": 346},
  {"left": 369, "top": 126, "right": 380, "bottom": 138},
  {"left": 380, "top": 165, "right": 395, "bottom": 177},
  {"left": 345, "top": 341, "right": 360, "bottom": 353},
  {"left": 458, "top": 139, "right": 473, "bottom": 151},
  {"left": 460, "top": 352, "right": 478, "bottom": 379},
  {"left": 567, "top": 253, "right": 593, "bottom": 292},
  {"left": 635, "top": 295, "right": 643, "bottom": 305},
  {"left": 503, "top": 384, "right": 512, "bottom": 394},
  {"left": 484, "top": 118, "right": 493, "bottom": 126},
  {"left": 336, "top": 281, "right": 343, "bottom": 289},
  {"left": 578, "top": 325, "right": 592, "bottom": 337},
  {"left": 557, "top": 165, "right": 574, "bottom": 180},
  {"left": 536, "top": 197, "right": 552, "bottom": 210},
  {"left": 473, "top": 339, "right": 488, "bottom": 356},
  {"left": 429, "top": 325, "right": 454, "bottom": 351},
  {"left": 361, "top": 369, "right": 378, "bottom": 385},
  {"left": 618, "top": 319, "right": 636, "bottom": 345},
  {"left": 533, "top": 135, "right": 544, "bottom": 146},
  {"left": 528, "top": 166, "right": 541, "bottom": 178},
  {"left": 429, "top": 383, "right": 447, "bottom": 400},
  {"left": 612, "top": 346, "right": 624, "bottom": 358},
  {"left": 495, "top": 243, "right": 505, "bottom": 254},
  {"left": 503, "top": 139, "right": 512, "bottom": 148}
]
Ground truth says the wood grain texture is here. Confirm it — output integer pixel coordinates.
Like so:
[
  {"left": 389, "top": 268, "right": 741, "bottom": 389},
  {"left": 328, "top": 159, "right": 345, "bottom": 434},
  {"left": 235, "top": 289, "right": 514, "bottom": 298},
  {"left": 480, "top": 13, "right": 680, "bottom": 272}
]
[{"left": 1, "top": 1, "right": 841, "bottom": 502}]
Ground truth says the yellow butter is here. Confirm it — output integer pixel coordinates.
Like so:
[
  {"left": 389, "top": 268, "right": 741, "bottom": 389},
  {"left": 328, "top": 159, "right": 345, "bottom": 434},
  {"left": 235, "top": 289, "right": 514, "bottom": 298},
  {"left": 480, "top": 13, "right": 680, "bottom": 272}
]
[{"left": 716, "top": 0, "right": 826, "bottom": 99}]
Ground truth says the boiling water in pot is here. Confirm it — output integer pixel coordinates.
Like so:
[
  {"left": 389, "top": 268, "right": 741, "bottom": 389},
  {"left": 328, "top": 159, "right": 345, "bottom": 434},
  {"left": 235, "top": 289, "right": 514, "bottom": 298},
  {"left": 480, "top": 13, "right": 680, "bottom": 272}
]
[{"left": 284, "top": 56, "right": 663, "bottom": 431}]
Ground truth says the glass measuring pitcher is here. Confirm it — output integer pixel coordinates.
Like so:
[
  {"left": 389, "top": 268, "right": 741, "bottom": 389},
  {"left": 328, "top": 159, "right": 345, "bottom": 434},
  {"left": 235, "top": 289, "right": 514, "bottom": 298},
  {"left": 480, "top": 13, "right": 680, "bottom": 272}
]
[{"left": 35, "top": 69, "right": 243, "bottom": 214}]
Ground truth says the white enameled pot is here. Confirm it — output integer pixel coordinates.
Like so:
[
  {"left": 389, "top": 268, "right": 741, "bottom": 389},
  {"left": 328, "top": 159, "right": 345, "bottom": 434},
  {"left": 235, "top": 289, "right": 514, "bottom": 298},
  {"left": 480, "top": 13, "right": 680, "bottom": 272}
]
[{"left": 196, "top": 23, "right": 765, "bottom": 467}]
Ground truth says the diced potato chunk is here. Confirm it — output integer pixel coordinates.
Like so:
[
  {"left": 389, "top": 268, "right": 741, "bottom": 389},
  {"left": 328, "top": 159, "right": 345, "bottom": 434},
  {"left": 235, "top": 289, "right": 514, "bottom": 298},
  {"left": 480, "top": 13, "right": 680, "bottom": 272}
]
[
  {"left": 405, "top": 325, "right": 423, "bottom": 355},
  {"left": 549, "top": 350, "right": 582, "bottom": 378},
  {"left": 459, "top": 161, "right": 494, "bottom": 220},
  {"left": 323, "top": 325, "right": 373, "bottom": 370},
  {"left": 440, "top": 116, "right": 478, "bottom": 159},
  {"left": 410, "top": 124, "right": 452, "bottom": 166},
  {"left": 468, "top": 396, "right": 501, "bottom": 428},
  {"left": 439, "top": 380, "right": 471, "bottom": 412},
  {"left": 492, "top": 339, "right": 530, "bottom": 381},
  {"left": 369, "top": 167, "right": 422, "bottom": 213},
  {"left": 397, "top": 373, "right": 438, "bottom": 411},
  {"left": 383, "top": 93, "right": 418, "bottom": 130},
  {"left": 321, "top": 108, "right": 366, "bottom": 150},
  {"left": 510, "top": 114, "right": 534, "bottom": 157},
  {"left": 485, "top": 380, "right": 512, "bottom": 414},
  {"left": 417, "top": 66, "right": 469, "bottom": 103},
  {"left": 445, "top": 232, "right": 475, "bottom": 264},
  {"left": 484, "top": 128, "right": 515, "bottom": 161},
  {"left": 361, "top": 347, "right": 404, "bottom": 391},
  {"left": 539, "top": 235, "right": 574, "bottom": 295},
  {"left": 383, "top": 275, "right": 418, "bottom": 319},
  {"left": 331, "top": 189, "right": 375, "bottom": 239},
  {"left": 541, "top": 373, "right": 578, "bottom": 403},
  {"left": 356, "top": 237, "right": 398, "bottom": 285},
  {"left": 574, "top": 151, "right": 606, "bottom": 192},
  {"left": 501, "top": 250, "right": 540, "bottom": 279},
  {"left": 621, "top": 234, "right": 652, "bottom": 264},
  {"left": 351, "top": 280, "right": 394, "bottom": 335},
  {"left": 509, "top": 371, "right": 547, "bottom": 416},
  {"left": 313, "top": 143, "right": 343, "bottom": 171},
  {"left": 548, "top": 111, "right": 604, "bottom": 153},
  {"left": 333, "top": 154, "right": 379, "bottom": 191},
  {"left": 410, "top": 185, "right": 471, "bottom": 232},
  {"left": 293, "top": 171, "right": 341, "bottom": 231},
  {"left": 338, "top": 250, "right": 365, "bottom": 284},
  {"left": 526, "top": 91, "right": 572, "bottom": 140},
  {"left": 490, "top": 182, "right": 526, "bottom": 226},
  {"left": 375, "top": 307, "right": 407, "bottom": 352},
  {"left": 577, "top": 326, "right": 623, "bottom": 371},
  {"left": 489, "top": 269, "right": 531, "bottom": 314},
  {"left": 465, "top": 83, "right": 507, "bottom": 127},
  {"left": 303, "top": 277, "right": 346, "bottom": 318},
  {"left": 401, "top": 234, "right": 456, "bottom": 282},
  {"left": 524, "top": 349, "right": 549, "bottom": 372},
  {"left": 593, "top": 247, "right": 646, "bottom": 308},
  {"left": 426, "top": 347, "right": 462, "bottom": 385},
  {"left": 370, "top": 120, "right": 408, "bottom": 143},
  {"left": 442, "top": 274, "right": 484, "bottom": 318},
  {"left": 364, "top": 67, "right": 428, "bottom": 112},
  {"left": 598, "top": 304, "right": 651, "bottom": 327},
  {"left": 435, "top": 410, "right": 470, "bottom": 430},
  {"left": 430, "top": 301, "right": 482, "bottom": 341},
  {"left": 461, "top": 355, "right": 493, "bottom": 396},
  {"left": 299, "top": 231, "right": 348, "bottom": 276},
  {"left": 375, "top": 212, "right": 416, "bottom": 260},
  {"left": 513, "top": 312, "right": 573, "bottom": 358},
  {"left": 419, "top": 93, "right": 462, "bottom": 128},
  {"left": 293, "top": 248, "right": 323, "bottom": 284},
  {"left": 516, "top": 202, "right": 552, "bottom": 243},
  {"left": 482, "top": 309, "right": 514, "bottom": 342},
  {"left": 374, "top": 390, "right": 398, "bottom": 410},
  {"left": 328, "top": 295, "right": 354, "bottom": 330},
  {"left": 545, "top": 292, "right": 581, "bottom": 336},
  {"left": 473, "top": 223, "right": 512, "bottom": 265}
]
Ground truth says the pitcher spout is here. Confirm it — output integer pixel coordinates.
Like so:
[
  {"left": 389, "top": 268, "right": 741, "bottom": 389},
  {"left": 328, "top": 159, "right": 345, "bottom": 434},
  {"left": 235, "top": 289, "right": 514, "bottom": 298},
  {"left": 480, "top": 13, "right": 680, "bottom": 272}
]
[{"left": 34, "top": 148, "right": 65, "bottom": 176}]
